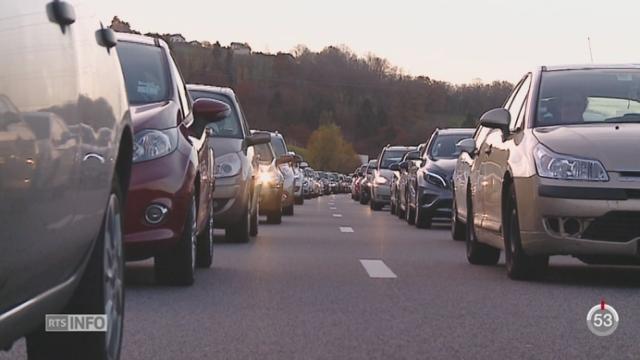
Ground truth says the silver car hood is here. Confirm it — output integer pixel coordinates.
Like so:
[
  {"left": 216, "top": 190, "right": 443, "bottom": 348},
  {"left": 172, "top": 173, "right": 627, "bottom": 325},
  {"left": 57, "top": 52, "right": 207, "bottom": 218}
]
[
  {"left": 377, "top": 169, "right": 394, "bottom": 180},
  {"left": 533, "top": 124, "right": 640, "bottom": 172}
]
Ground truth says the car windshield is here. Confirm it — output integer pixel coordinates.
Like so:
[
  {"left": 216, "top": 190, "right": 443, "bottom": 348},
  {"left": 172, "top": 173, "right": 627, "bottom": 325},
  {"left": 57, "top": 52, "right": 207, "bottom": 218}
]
[
  {"left": 117, "top": 42, "right": 171, "bottom": 105},
  {"left": 428, "top": 134, "right": 471, "bottom": 159},
  {"left": 380, "top": 150, "right": 410, "bottom": 169},
  {"left": 254, "top": 143, "right": 274, "bottom": 163},
  {"left": 536, "top": 69, "right": 640, "bottom": 127},
  {"left": 189, "top": 91, "right": 243, "bottom": 138},
  {"left": 270, "top": 137, "right": 287, "bottom": 156}
]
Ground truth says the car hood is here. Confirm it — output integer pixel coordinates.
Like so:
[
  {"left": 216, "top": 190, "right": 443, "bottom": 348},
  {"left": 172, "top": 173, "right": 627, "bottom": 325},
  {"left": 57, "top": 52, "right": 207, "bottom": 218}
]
[
  {"left": 377, "top": 169, "right": 394, "bottom": 180},
  {"left": 208, "top": 136, "right": 243, "bottom": 157},
  {"left": 425, "top": 158, "right": 457, "bottom": 176},
  {"left": 130, "top": 101, "right": 180, "bottom": 132},
  {"left": 533, "top": 124, "right": 640, "bottom": 172}
]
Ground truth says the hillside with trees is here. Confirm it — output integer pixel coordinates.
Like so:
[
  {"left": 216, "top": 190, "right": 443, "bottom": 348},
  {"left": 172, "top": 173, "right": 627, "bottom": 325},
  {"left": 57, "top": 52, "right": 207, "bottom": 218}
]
[{"left": 111, "top": 17, "right": 512, "bottom": 170}]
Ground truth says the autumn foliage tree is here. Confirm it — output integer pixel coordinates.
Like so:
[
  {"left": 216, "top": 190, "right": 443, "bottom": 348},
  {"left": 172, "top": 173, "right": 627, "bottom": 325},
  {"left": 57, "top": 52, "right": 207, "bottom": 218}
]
[{"left": 306, "top": 124, "right": 361, "bottom": 173}]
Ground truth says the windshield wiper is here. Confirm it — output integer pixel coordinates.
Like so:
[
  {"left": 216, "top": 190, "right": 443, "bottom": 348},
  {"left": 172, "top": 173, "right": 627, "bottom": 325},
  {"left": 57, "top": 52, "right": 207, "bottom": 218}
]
[{"left": 604, "top": 113, "right": 640, "bottom": 123}]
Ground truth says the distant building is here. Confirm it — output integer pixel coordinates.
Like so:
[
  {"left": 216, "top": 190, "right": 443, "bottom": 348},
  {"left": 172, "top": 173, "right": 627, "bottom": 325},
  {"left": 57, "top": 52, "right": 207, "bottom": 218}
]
[
  {"left": 230, "top": 42, "right": 251, "bottom": 55},
  {"left": 168, "top": 34, "right": 186, "bottom": 43},
  {"left": 110, "top": 16, "right": 138, "bottom": 34}
]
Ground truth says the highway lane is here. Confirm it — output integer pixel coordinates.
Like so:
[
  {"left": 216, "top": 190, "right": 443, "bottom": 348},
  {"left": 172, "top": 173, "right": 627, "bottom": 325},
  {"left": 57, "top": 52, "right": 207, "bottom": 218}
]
[{"left": 3, "top": 194, "right": 640, "bottom": 359}]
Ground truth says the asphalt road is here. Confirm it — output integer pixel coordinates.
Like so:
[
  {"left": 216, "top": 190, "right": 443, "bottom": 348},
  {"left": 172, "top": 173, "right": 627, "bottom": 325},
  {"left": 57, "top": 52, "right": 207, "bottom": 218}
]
[{"left": 3, "top": 194, "right": 640, "bottom": 359}]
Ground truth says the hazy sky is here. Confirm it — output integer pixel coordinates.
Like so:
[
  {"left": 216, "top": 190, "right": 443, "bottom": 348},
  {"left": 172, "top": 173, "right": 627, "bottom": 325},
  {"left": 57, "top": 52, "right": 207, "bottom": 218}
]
[{"left": 95, "top": 0, "right": 640, "bottom": 84}]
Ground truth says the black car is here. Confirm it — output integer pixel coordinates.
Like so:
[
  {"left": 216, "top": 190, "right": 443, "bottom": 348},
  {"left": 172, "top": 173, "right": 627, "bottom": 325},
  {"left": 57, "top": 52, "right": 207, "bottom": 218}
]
[
  {"left": 0, "top": 2, "right": 132, "bottom": 358},
  {"left": 405, "top": 128, "right": 474, "bottom": 228}
]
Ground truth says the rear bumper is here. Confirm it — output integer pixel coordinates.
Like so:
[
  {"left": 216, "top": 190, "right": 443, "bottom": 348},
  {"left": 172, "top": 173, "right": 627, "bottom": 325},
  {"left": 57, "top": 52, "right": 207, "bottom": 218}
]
[
  {"left": 514, "top": 176, "right": 640, "bottom": 257},
  {"left": 124, "top": 148, "right": 195, "bottom": 261}
]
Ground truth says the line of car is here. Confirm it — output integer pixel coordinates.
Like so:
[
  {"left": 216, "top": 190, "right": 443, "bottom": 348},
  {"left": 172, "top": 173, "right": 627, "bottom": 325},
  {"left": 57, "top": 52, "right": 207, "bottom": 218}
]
[
  {"left": 353, "top": 64, "right": 640, "bottom": 282},
  {"left": 0, "top": 3, "right": 345, "bottom": 358}
]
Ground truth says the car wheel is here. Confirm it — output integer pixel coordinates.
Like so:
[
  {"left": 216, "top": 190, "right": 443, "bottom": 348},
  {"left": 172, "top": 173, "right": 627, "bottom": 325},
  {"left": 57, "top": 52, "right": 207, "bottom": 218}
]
[
  {"left": 415, "top": 203, "right": 432, "bottom": 229},
  {"left": 359, "top": 192, "right": 368, "bottom": 205},
  {"left": 390, "top": 196, "right": 396, "bottom": 215},
  {"left": 267, "top": 204, "right": 283, "bottom": 224},
  {"left": 295, "top": 196, "right": 304, "bottom": 205},
  {"left": 406, "top": 195, "right": 416, "bottom": 225},
  {"left": 27, "top": 177, "right": 125, "bottom": 360},
  {"left": 226, "top": 199, "right": 251, "bottom": 243},
  {"left": 155, "top": 196, "right": 197, "bottom": 285},
  {"left": 451, "top": 196, "right": 466, "bottom": 241},
  {"left": 504, "top": 184, "right": 549, "bottom": 280},
  {"left": 196, "top": 199, "right": 214, "bottom": 268},
  {"left": 465, "top": 190, "right": 500, "bottom": 265},
  {"left": 283, "top": 203, "right": 294, "bottom": 216},
  {"left": 250, "top": 198, "right": 259, "bottom": 236}
]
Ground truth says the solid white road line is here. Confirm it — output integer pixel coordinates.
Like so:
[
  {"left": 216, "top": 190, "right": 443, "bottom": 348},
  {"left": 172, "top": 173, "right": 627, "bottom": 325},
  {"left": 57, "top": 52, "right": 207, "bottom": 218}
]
[
  {"left": 333, "top": 214, "right": 343, "bottom": 218},
  {"left": 339, "top": 226, "right": 354, "bottom": 233},
  {"left": 359, "top": 260, "right": 397, "bottom": 279}
]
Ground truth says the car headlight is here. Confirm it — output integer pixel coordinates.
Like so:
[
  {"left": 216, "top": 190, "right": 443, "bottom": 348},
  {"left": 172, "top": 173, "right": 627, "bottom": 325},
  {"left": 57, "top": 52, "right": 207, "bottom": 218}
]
[
  {"left": 534, "top": 144, "right": 608, "bottom": 181},
  {"left": 374, "top": 176, "right": 388, "bottom": 185},
  {"left": 133, "top": 128, "right": 177, "bottom": 163},
  {"left": 423, "top": 171, "right": 447, "bottom": 188},
  {"left": 214, "top": 152, "right": 242, "bottom": 178}
]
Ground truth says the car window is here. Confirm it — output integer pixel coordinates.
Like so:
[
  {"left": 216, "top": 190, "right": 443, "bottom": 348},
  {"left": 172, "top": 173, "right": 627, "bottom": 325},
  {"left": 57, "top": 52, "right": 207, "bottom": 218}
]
[
  {"left": 379, "top": 150, "right": 410, "bottom": 169},
  {"left": 188, "top": 91, "right": 243, "bottom": 138},
  {"left": 254, "top": 143, "right": 274, "bottom": 163},
  {"left": 507, "top": 74, "right": 531, "bottom": 131},
  {"left": 428, "top": 134, "right": 473, "bottom": 159},
  {"left": 271, "top": 137, "right": 287, "bottom": 156},
  {"left": 117, "top": 42, "right": 171, "bottom": 105},
  {"left": 536, "top": 69, "right": 640, "bottom": 126}
]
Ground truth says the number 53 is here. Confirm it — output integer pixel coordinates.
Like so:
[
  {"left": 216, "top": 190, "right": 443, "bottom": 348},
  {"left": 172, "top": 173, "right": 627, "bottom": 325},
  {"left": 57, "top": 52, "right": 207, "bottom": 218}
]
[{"left": 593, "top": 313, "right": 613, "bottom": 327}]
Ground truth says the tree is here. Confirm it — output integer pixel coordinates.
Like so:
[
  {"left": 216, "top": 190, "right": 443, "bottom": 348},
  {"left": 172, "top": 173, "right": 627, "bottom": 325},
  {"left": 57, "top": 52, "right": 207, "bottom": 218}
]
[{"left": 306, "top": 123, "right": 361, "bottom": 173}]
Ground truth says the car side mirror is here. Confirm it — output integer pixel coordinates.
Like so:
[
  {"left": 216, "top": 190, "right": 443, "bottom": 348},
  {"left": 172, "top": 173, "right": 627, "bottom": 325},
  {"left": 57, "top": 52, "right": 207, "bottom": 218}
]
[
  {"left": 193, "top": 98, "right": 230, "bottom": 123},
  {"left": 245, "top": 131, "right": 271, "bottom": 147},
  {"left": 389, "top": 163, "right": 401, "bottom": 171},
  {"left": 405, "top": 151, "right": 421, "bottom": 161},
  {"left": 456, "top": 138, "right": 477, "bottom": 155},
  {"left": 276, "top": 154, "right": 294, "bottom": 166},
  {"left": 479, "top": 108, "right": 510, "bottom": 133}
]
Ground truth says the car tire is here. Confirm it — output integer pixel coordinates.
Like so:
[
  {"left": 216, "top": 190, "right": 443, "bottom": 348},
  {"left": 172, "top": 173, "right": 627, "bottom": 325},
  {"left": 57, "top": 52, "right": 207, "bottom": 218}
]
[
  {"left": 27, "top": 177, "right": 125, "bottom": 360},
  {"left": 465, "top": 190, "right": 500, "bottom": 265},
  {"left": 196, "top": 199, "right": 214, "bottom": 268},
  {"left": 390, "top": 197, "right": 397, "bottom": 215},
  {"left": 226, "top": 199, "right": 251, "bottom": 243},
  {"left": 503, "top": 184, "right": 549, "bottom": 280},
  {"left": 283, "top": 203, "right": 294, "bottom": 216},
  {"left": 295, "top": 196, "right": 304, "bottom": 205},
  {"left": 406, "top": 196, "right": 416, "bottom": 225},
  {"left": 451, "top": 196, "right": 466, "bottom": 241},
  {"left": 267, "top": 207, "right": 282, "bottom": 224},
  {"left": 359, "top": 193, "right": 368, "bottom": 205},
  {"left": 250, "top": 197, "right": 259, "bottom": 237},
  {"left": 370, "top": 199, "right": 382, "bottom": 211},
  {"left": 155, "top": 195, "right": 197, "bottom": 285},
  {"left": 415, "top": 204, "right": 432, "bottom": 229}
]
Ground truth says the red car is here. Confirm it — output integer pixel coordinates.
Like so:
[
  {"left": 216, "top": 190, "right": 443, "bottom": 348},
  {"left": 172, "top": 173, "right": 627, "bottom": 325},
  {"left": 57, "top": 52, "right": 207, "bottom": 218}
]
[{"left": 116, "top": 34, "right": 229, "bottom": 285}]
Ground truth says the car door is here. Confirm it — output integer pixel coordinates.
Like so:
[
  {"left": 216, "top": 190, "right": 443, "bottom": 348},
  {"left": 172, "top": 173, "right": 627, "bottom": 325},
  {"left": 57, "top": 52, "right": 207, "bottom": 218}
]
[
  {"left": 480, "top": 74, "right": 531, "bottom": 245},
  {"left": 0, "top": 0, "right": 84, "bottom": 309}
]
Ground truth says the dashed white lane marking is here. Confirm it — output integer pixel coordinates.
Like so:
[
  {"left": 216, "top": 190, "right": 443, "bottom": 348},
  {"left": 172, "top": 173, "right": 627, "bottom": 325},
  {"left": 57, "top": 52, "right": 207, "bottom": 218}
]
[
  {"left": 330, "top": 207, "right": 337, "bottom": 210},
  {"left": 339, "top": 226, "right": 354, "bottom": 233},
  {"left": 333, "top": 214, "right": 343, "bottom": 218},
  {"left": 360, "top": 260, "right": 397, "bottom": 278}
]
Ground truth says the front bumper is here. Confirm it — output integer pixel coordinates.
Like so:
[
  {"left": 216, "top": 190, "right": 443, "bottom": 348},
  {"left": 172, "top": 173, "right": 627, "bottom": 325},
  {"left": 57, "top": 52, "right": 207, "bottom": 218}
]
[
  {"left": 514, "top": 176, "right": 640, "bottom": 257},
  {"left": 372, "top": 184, "right": 391, "bottom": 203},
  {"left": 211, "top": 174, "right": 251, "bottom": 227},
  {"left": 260, "top": 185, "right": 283, "bottom": 213},
  {"left": 417, "top": 185, "right": 452, "bottom": 219},
  {"left": 124, "top": 149, "right": 195, "bottom": 260}
]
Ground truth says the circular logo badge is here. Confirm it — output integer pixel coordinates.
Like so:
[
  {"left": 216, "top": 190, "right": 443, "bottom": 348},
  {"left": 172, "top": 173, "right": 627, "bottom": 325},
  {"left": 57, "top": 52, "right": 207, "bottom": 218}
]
[{"left": 586, "top": 303, "right": 619, "bottom": 336}]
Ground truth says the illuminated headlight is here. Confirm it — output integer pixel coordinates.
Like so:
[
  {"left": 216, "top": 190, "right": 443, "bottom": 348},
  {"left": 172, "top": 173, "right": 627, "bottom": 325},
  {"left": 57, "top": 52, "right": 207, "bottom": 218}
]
[
  {"left": 423, "top": 171, "right": 447, "bottom": 188},
  {"left": 374, "top": 176, "right": 388, "bottom": 185},
  {"left": 214, "top": 152, "right": 242, "bottom": 178},
  {"left": 133, "top": 128, "right": 177, "bottom": 163},
  {"left": 534, "top": 144, "right": 608, "bottom": 182}
]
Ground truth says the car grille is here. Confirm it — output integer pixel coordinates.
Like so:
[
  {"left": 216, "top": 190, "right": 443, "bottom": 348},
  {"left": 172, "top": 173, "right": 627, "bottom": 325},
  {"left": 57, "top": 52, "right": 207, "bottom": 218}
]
[
  {"left": 627, "top": 189, "right": 640, "bottom": 199},
  {"left": 582, "top": 211, "right": 640, "bottom": 243}
]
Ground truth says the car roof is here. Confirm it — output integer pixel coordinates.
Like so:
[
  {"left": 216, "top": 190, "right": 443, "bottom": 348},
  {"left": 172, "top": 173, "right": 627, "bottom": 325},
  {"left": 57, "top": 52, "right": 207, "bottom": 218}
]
[
  {"left": 435, "top": 128, "right": 475, "bottom": 135},
  {"left": 541, "top": 64, "right": 640, "bottom": 72},
  {"left": 116, "top": 32, "right": 168, "bottom": 49},
  {"left": 186, "top": 84, "right": 236, "bottom": 97},
  {"left": 385, "top": 146, "right": 417, "bottom": 151}
]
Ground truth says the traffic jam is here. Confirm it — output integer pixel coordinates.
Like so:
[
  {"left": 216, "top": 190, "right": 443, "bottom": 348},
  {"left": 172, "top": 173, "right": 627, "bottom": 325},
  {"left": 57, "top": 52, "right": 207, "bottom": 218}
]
[{"left": 1, "top": 1, "right": 640, "bottom": 359}]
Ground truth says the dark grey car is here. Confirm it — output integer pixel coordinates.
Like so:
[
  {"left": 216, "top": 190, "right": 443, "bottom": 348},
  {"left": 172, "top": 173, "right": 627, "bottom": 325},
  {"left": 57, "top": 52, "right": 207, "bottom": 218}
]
[
  {"left": 406, "top": 128, "right": 474, "bottom": 228},
  {"left": 0, "top": 1, "right": 133, "bottom": 358},
  {"left": 187, "top": 85, "right": 270, "bottom": 242}
]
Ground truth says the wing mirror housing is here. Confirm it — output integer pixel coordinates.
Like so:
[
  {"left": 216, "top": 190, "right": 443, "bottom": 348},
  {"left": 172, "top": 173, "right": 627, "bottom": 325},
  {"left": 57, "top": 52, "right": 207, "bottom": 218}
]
[
  {"left": 389, "top": 162, "right": 401, "bottom": 171},
  {"left": 456, "top": 138, "right": 477, "bottom": 155},
  {"left": 245, "top": 131, "right": 271, "bottom": 147},
  {"left": 479, "top": 108, "right": 510, "bottom": 134},
  {"left": 405, "top": 151, "right": 421, "bottom": 161},
  {"left": 193, "top": 98, "right": 230, "bottom": 123},
  {"left": 276, "top": 154, "right": 294, "bottom": 166}
]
